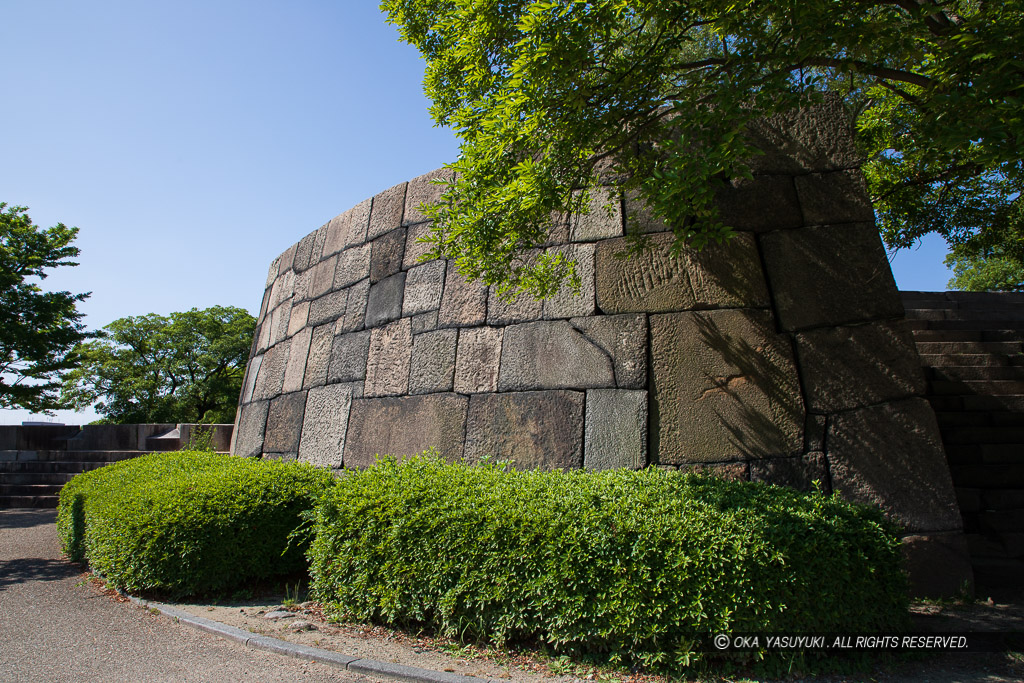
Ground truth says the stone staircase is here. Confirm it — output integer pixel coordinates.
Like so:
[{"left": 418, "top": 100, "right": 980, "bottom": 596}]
[
  {"left": 902, "top": 291, "right": 1024, "bottom": 588},
  {"left": 0, "top": 423, "right": 233, "bottom": 509}
]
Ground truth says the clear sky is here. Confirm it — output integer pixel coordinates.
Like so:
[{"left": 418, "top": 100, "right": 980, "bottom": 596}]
[{"left": 1, "top": 1, "right": 952, "bottom": 426}]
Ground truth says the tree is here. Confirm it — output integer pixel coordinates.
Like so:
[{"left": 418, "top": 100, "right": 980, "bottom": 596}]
[
  {"left": 381, "top": 1, "right": 1024, "bottom": 297},
  {"left": 60, "top": 306, "right": 256, "bottom": 424},
  {"left": 0, "top": 203, "right": 92, "bottom": 413}
]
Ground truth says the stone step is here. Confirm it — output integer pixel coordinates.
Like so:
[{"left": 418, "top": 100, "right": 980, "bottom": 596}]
[
  {"left": 0, "top": 450, "right": 146, "bottom": 463},
  {"left": 929, "top": 379, "right": 1024, "bottom": 396},
  {"left": 0, "top": 472, "right": 76, "bottom": 485},
  {"left": 0, "top": 461, "right": 112, "bottom": 474},
  {"left": 919, "top": 353, "right": 1017, "bottom": 368},
  {"left": 917, "top": 319, "right": 1024, "bottom": 334},
  {"left": 0, "top": 484, "right": 64, "bottom": 496},
  {"left": 915, "top": 341, "right": 1023, "bottom": 355},
  {"left": 930, "top": 366, "right": 1024, "bottom": 381},
  {"left": 0, "top": 495, "right": 59, "bottom": 509}
]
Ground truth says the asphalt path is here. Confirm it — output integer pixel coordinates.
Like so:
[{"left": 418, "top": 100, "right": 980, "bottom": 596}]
[{"left": 0, "top": 508, "right": 375, "bottom": 683}]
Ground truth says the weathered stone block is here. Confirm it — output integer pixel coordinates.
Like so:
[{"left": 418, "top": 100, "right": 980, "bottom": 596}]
[
  {"left": 334, "top": 244, "right": 372, "bottom": 289},
  {"left": 454, "top": 327, "right": 503, "bottom": 394},
  {"left": 650, "top": 309, "right": 804, "bottom": 463},
  {"left": 292, "top": 268, "right": 313, "bottom": 303},
  {"left": 761, "top": 223, "right": 904, "bottom": 331},
  {"left": 368, "top": 182, "right": 407, "bottom": 240},
  {"left": 339, "top": 278, "right": 369, "bottom": 333},
  {"left": 282, "top": 327, "right": 312, "bottom": 394},
  {"left": 241, "top": 354, "right": 263, "bottom": 404},
  {"left": 569, "top": 314, "right": 647, "bottom": 389},
  {"left": 828, "top": 397, "right": 963, "bottom": 532},
  {"left": 303, "top": 324, "right": 334, "bottom": 389},
  {"left": 403, "top": 221, "right": 434, "bottom": 269},
  {"left": 677, "top": 461, "right": 751, "bottom": 481},
  {"left": 308, "top": 288, "right": 348, "bottom": 328},
  {"left": 596, "top": 232, "right": 770, "bottom": 313},
  {"left": 570, "top": 187, "right": 623, "bottom": 242},
  {"left": 370, "top": 227, "right": 406, "bottom": 284},
  {"left": 584, "top": 389, "right": 647, "bottom": 470},
  {"left": 252, "top": 339, "right": 290, "bottom": 401},
  {"left": 286, "top": 300, "right": 310, "bottom": 337},
  {"left": 328, "top": 330, "right": 371, "bottom": 384},
  {"left": 749, "top": 452, "right": 829, "bottom": 492},
  {"left": 266, "top": 255, "right": 282, "bottom": 289},
  {"left": 298, "top": 384, "right": 354, "bottom": 469},
  {"left": 804, "top": 414, "right": 827, "bottom": 453},
  {"left": 264, "top": 391, "right": 307, "bottom": 454},
  {"left": 464, "top": 391, "right": 584, "bottom": 469},
  {"left": 498, "top": 321, "right": 614, "bottom": 391},
  {"left": 714, "top": 175, "right": 803, "bottom": 232},
  {"left": 487, "top": 287, "right": 543, "bottom": 325},
  {"left": 796, "top": 320, "right": 926, "bottom": 412},
  {"left": 233, "top": 400, "right": 269, "bottom": 458},
  {"left": 901, "top": 533, "right": 975, "bottom": 599},
  {"left": 411, "top": 310, "right": 439, "bottom": 334},
  {"left": 278, "top": 244, "right": 296, "bottom": 275},
  {"left": 309, "top": 254, "right": 338, "bottom": 300},
  {"left": 364, "top": 318, "right": 413, "bottom": 397},
  {"left": 542, "top": 244, "right": 596, "bottom": 319},
  {"left": 344, "top": 393, "right": 468, "bottom": 466},
  {"left": 403, "top": 168, "right": 453, "bottom": 225},
  {"left": 623, "top": 191, "right": 671, "bottom": 234},
  {"left": 364, "top": 272, "right": 406, "bottom": 329},
  {"left": 409, "top": 328, "right": 457, "bottom": 395},
  {"left": 795, "top": 169, "right": 875, "bottom": 226},
  {"left": 311, "top": 224, "right": 329, "bottom": 265},
  {"left": 438, "top": 261, "right": 487, "bottom": 328},
  {"left": 743, "top": 94, "right": 863, "bottom": 173},
  {"left": 292, "top": 230, "right": 319, "bottom": 273},
  {"left": 323, "top": 198, "right": 371, "bottom": 256},
  {"left": 403, "top": 260, "right": 445, "bottom": 317},
  {"left": 269, "top": 269, "right": 295, "bottom": 311},
  {"left": 269, "top": 302, "right": 292, "bottom": 346}
]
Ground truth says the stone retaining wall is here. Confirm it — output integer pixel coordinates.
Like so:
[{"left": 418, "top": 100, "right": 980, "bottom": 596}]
[{"left": 232, "top": 98, "right": 971, "bottom": 596}]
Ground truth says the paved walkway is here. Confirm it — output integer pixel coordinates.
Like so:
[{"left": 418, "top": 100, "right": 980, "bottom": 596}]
[{"left": 0, "top": 509, "right": 374, "bottom": 682}]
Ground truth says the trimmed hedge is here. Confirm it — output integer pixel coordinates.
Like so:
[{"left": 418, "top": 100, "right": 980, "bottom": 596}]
[
  {"left": 309, "top": 457, "right": 909, "bottom": 671},
  {"left": 57, "top": 451, "right": 333, "bottom": 597}
]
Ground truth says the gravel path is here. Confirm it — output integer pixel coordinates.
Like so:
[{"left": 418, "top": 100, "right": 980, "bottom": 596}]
[{"left": 0, "top": 509, "right": 374, "bottom": 683}]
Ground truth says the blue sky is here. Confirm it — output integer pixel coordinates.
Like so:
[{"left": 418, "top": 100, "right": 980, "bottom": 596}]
[{"left": 1, "top": 1, "right": 952, "bottom": 425}]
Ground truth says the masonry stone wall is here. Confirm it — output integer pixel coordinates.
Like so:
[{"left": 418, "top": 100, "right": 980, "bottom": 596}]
[{"left": 231, "top": 98, "right": 971, "bottom": 596}]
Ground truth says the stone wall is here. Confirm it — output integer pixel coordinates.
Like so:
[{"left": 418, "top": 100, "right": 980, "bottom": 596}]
[{"left": 232, "top": 98, "right": 971, "bottom": 596}]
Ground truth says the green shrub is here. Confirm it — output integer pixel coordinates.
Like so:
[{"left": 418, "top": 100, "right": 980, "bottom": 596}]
[
  {"left": 309, "top": 456, "right": 909, "bottom": 672},
  {"left": 57, "top": 451, "right": 333, "bottom": 597}
]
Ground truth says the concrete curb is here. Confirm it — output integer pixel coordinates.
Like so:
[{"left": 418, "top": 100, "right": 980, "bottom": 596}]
[{"left": 122, "top": 593, "right": 498, "bottom": 683}]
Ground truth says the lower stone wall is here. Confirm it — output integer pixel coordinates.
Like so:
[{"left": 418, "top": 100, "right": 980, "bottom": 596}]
[{"left": 233, "top": 98, "right": 971, "bottom": 596}]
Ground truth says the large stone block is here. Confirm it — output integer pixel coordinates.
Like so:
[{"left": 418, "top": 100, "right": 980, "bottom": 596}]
[
  {"left": 266, "top": 255, "right": 282, "bottom": 289},
  {"left": 298, "top": 384, "right": 354, "bottom": 469},
  {"left": 269, "top": 301, "right": 292, "bottom": 346},
  {"left": 241, "top": 354, "right": 263, "bottom": 404},
  {"left": 761, "top": 222, "right": 903, "bottom": 331},
  {"left": 623, "top": 191, "right": 671, "bottom": 235},
  {"left": 749, "top": 452, "right": 829, "bottom": 492},
  {"left": 233, "top": 400, "right": 269, "bottom": 458},
  {"left": 364, "top": 272, "right": 406, "bottom": 329},
  {"left": 264, "top": 391, "right": 307, "bottom": 455},
  {"left": 403, "top": 168, "right": 453, "bottom": 225},
  {"left": 743, "top": 94, "right": 863, "bottom": 173},
  {"left": 278, "top": 244, "right": 297, "bottom": 275},
  {"left": 714, "top": 175, "right": 803, "bottom": 232},
  {"left": 292, "top": 230, "right": 319, "bottom": 273},
  {"left": 269, "top": 269, "right": 295, "bottom": 311},
  {"left": 282, "top": 327, "right": 312, "bottom": 394},
  {"left": 542, "top": 244, "right": 596, "bottom": 319},
  {"left": 303, "top": 324, "right": 334, "bottom": 389},
  {"left": 403, "top": 260, "right": 445, "bottom": 317},
  {"left": 438, "top": 261, "right": 487, "bottom": 328},
  {"left": 795, "top": 169, "right": 875, "bottom": 226},
  {"left": 454, "top": 327, "right": 503, "bottom": 394},
  {"left": 286, "top": 300, "right": 310, "bottom": 337},
  {"left": 901, "top": 533, "right": 975, "bottom": 599},
  {"left": 403, "top": 221, "right": 434, "bottom": 269},
  {"left": 584, "top": 389, "right": 647, "bottom": 470},
  {"left": 308, "top": 255, "right": 337, "bottom": 300},
  {"left": 827, "top": 397, "right": 963, "bottom": 532},
  {"left": 498, "top": 321, "right": 614, "bottom": 391},
  {"left": 368, "top": 182, "right": 407, "bottom": 240},
  {"left": 334, "top": 243, "right": 372, "bottom": 289},
  {"left": 339, "top": 278, "right": 369, "bottom": 333},
  {"left": 308, "top": 288, "right": 348, "bottom": 328},
  {"left": 328, "top": 330, "right": 371, "bottom": 384},
  {"left": 650, "top": 309, "right": 804, "bottom": 463},
  {"left": 570, "top": 187, "right": 623, "bottom": 242},
  {"left": 795, "top": 320, "right": 926, "bottom": 412},
  {"left": 596, "top": 232, "right": 770, "bottom": 313},
  {"left": 344, "top": 393, "right": 468, "bottom": 467},
  {"left": 569, "top": 314, "right": 647, "bottom": 389},
  {"left": 323, "top": 198, "right": 371, "bottom": 256},
  {"left": 252, "top": 339, "right": 290, "bottom": 401},
  {"left": 370, "top": 227, "right": 406, "bottom": 284},
  {"left": 487, "top": 287, "right": 543, "bottom": 326},
  {"left": 364, "top": 318, "right": 413, "bottom": 397},
  {"left": 464, "top": 391, "right": 584, "bottom": 469},
  {"left": 409, "top": 328, "right": 457, "bottom": 395}
]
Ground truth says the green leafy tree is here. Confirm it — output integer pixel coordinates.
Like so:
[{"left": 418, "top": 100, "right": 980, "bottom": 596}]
[
  {"left": 1, "top": 203, "right": 92, "bottom": 413},
  {"left": 381, "top": 1, "right": 1024, "bottom": 297},
  {"left": 61, "top": 306, "right": 256, "bottom": 424}
]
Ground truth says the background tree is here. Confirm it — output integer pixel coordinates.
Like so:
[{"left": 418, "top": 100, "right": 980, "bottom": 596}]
[
  {"left": 0, "top": 203, "right": 92, "bottom": 413},
  {"left": 381, "top": 0, "right": 1024, "bottom": 296},
  {"left": 61, "top": 306, "right": 256, "bottom": 424}
]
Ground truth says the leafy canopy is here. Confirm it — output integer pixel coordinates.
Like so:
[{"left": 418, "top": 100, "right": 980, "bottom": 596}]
[
  {"left": 382, "top": 0, "right": 1024, "bottom": 296},
  {"left": 60, "top": 306, "right": 256, "bottom": 424},
  {"left": 0, "top": 203, "right": 92, "bottom": 413}
]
